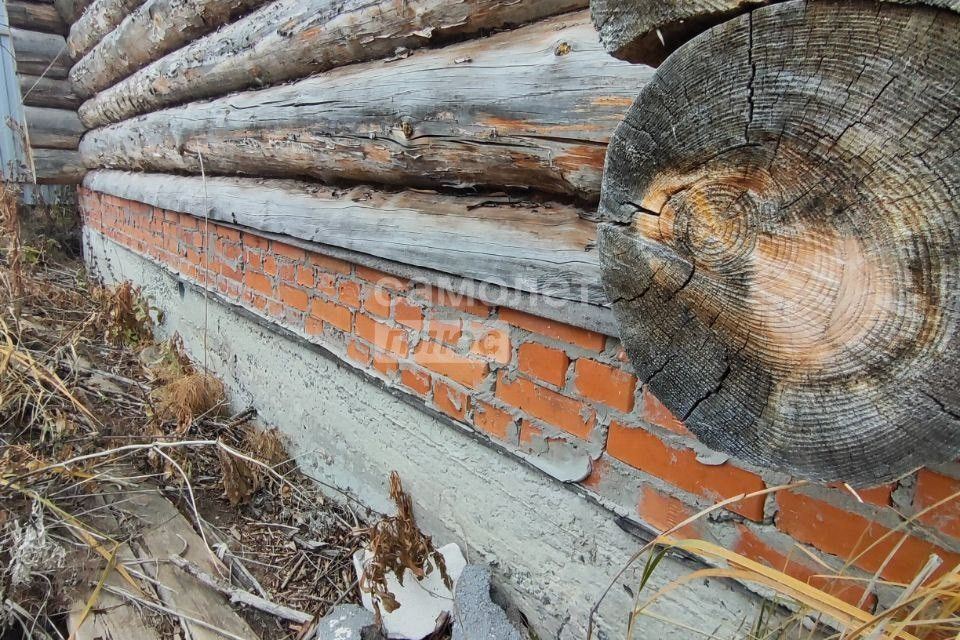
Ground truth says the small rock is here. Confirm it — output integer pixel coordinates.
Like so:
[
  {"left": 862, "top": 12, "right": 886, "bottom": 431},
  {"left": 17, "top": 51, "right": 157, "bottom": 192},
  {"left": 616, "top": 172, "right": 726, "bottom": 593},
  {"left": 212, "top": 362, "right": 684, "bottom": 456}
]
[
  {"left": 314, "top": 604, "right": 380, "bottom": 640},
  {"left": 452, "top": 566, "right": 527, "bottom": 640}
]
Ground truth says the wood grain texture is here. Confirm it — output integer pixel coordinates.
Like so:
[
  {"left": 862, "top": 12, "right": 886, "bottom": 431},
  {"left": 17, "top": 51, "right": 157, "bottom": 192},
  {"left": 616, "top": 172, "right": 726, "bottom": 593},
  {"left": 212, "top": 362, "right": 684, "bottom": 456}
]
[
  {"left": 31, "top": 147, "right": 84, "bottom": 182},
  {"left": 69, "top": 0, "right": 270, "bottom": 98},
  {"left": 19, "top": 73, "right": 81, "bottom": 109},
  {"left": 66, "top": 0, "right": 143, "bottom": 59},
  {"left": 80, "top": 13, "right": 651, "bottom": 203},
  {"left": 24, "top": 105, "right": 83, "bottom": 149},
  {"left": 54, "top": 0, "right": 93, "bottom": 23},
  {"left": 7, "top": 1, "right": 66, "bottom": 33},
  {"left": 591, "top": 0, "right": 960, "bottom": 64},
  {"left": 10, "top": 28, "right": 70, "bottom": 78},
  {"left": 598, "top": 0, "right": 960, "bottom": 483},
  {"left": 85, "top": 170, "right": 604, "bottom": 305},
  {"left": 77, "top": 0, "right": 589, "bottom": 128}
]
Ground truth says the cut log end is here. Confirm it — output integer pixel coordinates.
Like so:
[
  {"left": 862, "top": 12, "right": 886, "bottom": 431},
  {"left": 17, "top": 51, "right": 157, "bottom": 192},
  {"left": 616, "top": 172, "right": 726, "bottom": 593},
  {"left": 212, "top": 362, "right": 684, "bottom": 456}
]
[{"left": 597, "top": 0, "right": 960, "bottom": 484}]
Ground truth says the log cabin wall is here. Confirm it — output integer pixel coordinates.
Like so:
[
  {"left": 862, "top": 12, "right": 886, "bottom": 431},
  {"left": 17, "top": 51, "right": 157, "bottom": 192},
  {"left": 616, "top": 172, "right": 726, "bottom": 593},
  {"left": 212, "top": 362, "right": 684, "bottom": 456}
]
[
  {"left": 5, "top": 0, "right": 85, "bottom": 186},
  {"left": 71, "top": 0, "right": 960, "bottom": 636}
]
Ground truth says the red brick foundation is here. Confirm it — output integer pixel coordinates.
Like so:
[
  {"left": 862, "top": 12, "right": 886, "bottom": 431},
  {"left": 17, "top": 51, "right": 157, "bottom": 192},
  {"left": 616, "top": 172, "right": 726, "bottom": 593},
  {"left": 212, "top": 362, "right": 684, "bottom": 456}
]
[{"left": 81, "top": 187, "right": 960, "bottom": 609}]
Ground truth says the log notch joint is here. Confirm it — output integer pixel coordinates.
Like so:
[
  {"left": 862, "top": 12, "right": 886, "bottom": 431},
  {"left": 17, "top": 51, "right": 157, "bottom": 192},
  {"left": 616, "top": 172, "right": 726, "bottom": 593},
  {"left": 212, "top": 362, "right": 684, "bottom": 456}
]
[{"left": 597, "top": 0, "right": 960, "bottom": 484}]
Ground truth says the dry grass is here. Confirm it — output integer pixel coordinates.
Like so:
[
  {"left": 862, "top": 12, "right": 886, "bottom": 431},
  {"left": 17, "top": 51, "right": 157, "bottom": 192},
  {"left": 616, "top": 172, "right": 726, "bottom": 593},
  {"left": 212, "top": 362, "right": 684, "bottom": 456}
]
[
  {"left": 0, "top": 203, "right": 367, "bottom": 639},
  {"left": 590, "top": 483, "right": 960, "bottom": 640},
  {"left": 354, "top": 471, "right": 452, "bottom": 618}
]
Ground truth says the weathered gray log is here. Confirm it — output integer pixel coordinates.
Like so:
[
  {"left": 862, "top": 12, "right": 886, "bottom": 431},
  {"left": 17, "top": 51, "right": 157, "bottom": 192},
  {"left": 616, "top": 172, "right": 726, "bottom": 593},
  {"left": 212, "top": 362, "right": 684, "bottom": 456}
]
[
  {"left": 84, "top": 170, "right": 604, "bottom": 305},
  {"left": 598, "top": 0, "right": 960, "bottom": 483},
  {"left": 69, "top": 0, "right": 271, "bottom": 99},
  {"left": 11, "top": 28, "right": 70, "bottom": 78},
  {"left": 31, "top": 148, "right": 84, "bottom": 183},
  {"left": 591, "top": 0, "right": 960, "bottom": 65},
  {"left": 81, "top": 13, "right": 651, "bottom": 203},
  {"left": 77, "top": 0, "right": 589, "bottom": 129},
  {"left": 19, "top": 74, "right": 81, "bottom": 109},
  {"left": 66, "top": 0, "right": 143, "bottom": 59},
  {"left": 7, "top": 1, "right": 66, "bottom": 33},
  {"left": 24, "top": 106, "right": 83, "bottom": 149},
  {"left": 54, "top": 0, "right": 94, "bottom": 23}
]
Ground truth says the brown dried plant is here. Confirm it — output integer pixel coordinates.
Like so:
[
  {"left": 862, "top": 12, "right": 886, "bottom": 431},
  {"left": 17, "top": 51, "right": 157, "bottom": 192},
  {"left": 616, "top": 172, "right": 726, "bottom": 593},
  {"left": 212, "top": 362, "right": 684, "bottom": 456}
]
[
  {"left": 93, "top": 281, "right": 158, "bottom": 347},
  {"left": 355, "top": 471, "right": 452, "bottom": 615}
]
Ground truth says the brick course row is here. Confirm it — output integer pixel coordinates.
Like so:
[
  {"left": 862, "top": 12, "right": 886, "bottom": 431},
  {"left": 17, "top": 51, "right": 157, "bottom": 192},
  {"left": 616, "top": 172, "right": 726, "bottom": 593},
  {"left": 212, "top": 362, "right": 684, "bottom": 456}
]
[{"left": 81, "top": 189, "right": 960, "bottom": 611}]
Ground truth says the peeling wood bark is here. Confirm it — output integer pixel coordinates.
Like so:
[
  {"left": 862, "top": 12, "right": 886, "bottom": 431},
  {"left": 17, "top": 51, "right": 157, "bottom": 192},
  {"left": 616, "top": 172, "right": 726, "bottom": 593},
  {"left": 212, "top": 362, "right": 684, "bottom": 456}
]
[
  {"left": 11, "top": 28, "right": 70, "bottom": 79},
  {"left": 19, "top": 74, "right": 81, "bottom": 109},
  {"left": 81, "top": 13, "right": 651, "bottom": 204},
  {"left": 69, "top": 0, "right": 270, "bottom": 99},
  {"left": 31, "top": 148, "right": 84, "bottom": 183},
  {"left": 7, "top": 1, "right": 66, "bottom": 33},
  {"left": 24, "top": 106, "right": 83, "bottom": 149},
  {"left": 84, "top": 170, "right": 605, "bottom": 305},
  {"left": 66, "top": 0, "right": 143, "bottom": 59},
  {"left": 54, "top": 0, "right": 94, "bottom": 23},
  {"left": 591, "top": 0, "right": 960, "bottom": 65},
  {"left": 598, "top": 0, "right": 960, "bottom": 483},
  {"left": 78, "top": 0, "right": 589, "bottom": 128}
]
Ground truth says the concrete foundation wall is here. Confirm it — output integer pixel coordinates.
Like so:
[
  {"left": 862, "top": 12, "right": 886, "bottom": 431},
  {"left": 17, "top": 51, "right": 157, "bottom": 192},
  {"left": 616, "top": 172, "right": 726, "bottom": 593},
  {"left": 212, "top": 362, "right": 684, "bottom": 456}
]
[{"left": 85, "top": 226, "right": 767, "bottom": 639}]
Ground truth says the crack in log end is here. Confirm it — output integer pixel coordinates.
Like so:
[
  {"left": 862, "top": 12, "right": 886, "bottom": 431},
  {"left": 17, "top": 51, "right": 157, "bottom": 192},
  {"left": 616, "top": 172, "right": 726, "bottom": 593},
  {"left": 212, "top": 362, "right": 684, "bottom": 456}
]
[{"left": 597, "top": 0, "right": 960, "bottom": 483}]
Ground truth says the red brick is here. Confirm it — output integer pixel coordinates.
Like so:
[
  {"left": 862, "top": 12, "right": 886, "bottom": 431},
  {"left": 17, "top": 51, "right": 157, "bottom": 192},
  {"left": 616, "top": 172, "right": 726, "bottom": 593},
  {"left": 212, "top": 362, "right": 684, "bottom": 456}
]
[
  {"left": 425, "top": 286, "right": 489, "bottom": 317},
  {"left": 315, "top": 272, "right": 337, "bottom": 298},
  {"left": 433, "top": 379, "right": 469, "bottom": 421},
  {"left": 400, "top": 367, "right": 431, "bottom": 396},
  {"left": 338, "top": 280, "right": 361, "bottom": 308},
  {"left": 915, "top": 470, "right": 960, "bottom": 539},
  {"left": 427, "top": 319, "right": 462, "bottom": 345},
  {"left": 607, "top": 422, "right": 766, "bottom": 521},
  {"left": 776, "top": 491, "right": 960, "bottom": 583},
  {"left": 273, "top": 242, "right": 305, "bottom": 261},
  {"left": 641, "top": 387, "right": 691, "bottom": 435},
  {"left": 414, "top": 341, "right": 488, "bottom": 389},
  {"left": 499, "top": 308, "right": 605, "bottom": 352},
  {"left": 517, "top": 342, "right": 569, "bottom": 387},
  {"left": 734, "top": 525, "right": 875, "bottom": 609},
  {"left": 519, "top": 420, "right": 543, "bottom": 445},
  {"left": 309, "top": 254, "right": 352, "bottom": 275},
  {"left": 355, "top": 265, "right": 410, "bottom": 291},
  {"left": 218, "top": 241, "right": 242, "bottom": 261},
  {"left": 638, "top": 485, "right": 703, "bottom": 539},
  {"left": 218, "top": 262, "right": 242, "bottom": 282},
  {"left": 244, "top": 271, "right": 273, "bottom": 296},
  {"left": 279, "top": 284, "right": 309, "bottom": 312},
  {"left": 242, "top": 233, "right": 270, "bottom": 251},
  {"left": 394, "top": 299, "right": 424, "bottom": 330},
  {"left": 495, "top": 372, "right": 595, "bottom": 440},
  {"left": 575, "top": 359, "right": 637, "bottom": 412},
  {"left": 346, "top": 339, "right": 371, "bottom": 365},
  {"left": 262, "top": 255, "right": 278, "bottom": 276},
  {"left": 372, "top": 351, "right": 399, "bottom": 377},
  {"left": 828, "top": 482, "right": 895, "bottom": 508},
  {"left": 295, "top": 266, "right": 315, "bottom": 288},
  {"left": 581, "top": 457, "right": 610, "bottom": 491},
  {"left": 470, "top": 326, "right": 511, "bottom": 365},
  {"left": 305, "top": 315, "right": 324, "bottom": 336},
  {"left": 311, "top": 299, "right": 352, "bottom": 332},
  {"left": 363, "top": 286, "right": 392, "bottom": 318},
  {"left": 473, "top": 402, "right": 516, "bottom": 442},
  {"left": 356, "top": 314, "right": 408, "bottom": 356}
]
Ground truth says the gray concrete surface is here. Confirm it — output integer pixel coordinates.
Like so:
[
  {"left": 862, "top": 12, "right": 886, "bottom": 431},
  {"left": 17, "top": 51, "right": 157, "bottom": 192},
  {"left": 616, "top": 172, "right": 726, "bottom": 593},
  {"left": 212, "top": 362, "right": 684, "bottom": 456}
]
[{"left": 85, "top": 228, "right": 771, "bottom": 639}]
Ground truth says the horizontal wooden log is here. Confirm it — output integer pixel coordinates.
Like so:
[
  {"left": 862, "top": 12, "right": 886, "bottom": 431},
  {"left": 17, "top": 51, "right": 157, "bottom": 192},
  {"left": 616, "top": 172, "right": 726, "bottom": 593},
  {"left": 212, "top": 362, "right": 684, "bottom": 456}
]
[
  {"left": 31, "top": 148, "right": 84, "bottom": 183},
  {"left": 7, "top": 1, "right": 66, "bottom": 33},
  {"left": 66, "top": 0, "right": 142, "bottom": 59},
  {"left": 78, "top": 0, "right": 589, "bottom": 129},
  {"left": 24, "top": 106, "right": 83, "bottom": 149},
  {"left": 70, "top": 0, "right": 271, "bottom": 99},
  {"left": 11, "top": 28, "right": 70, "bottom": 78},
  {"left": 591, "top": 0, "right": 960, "bottom": 65},
  {"left": 84, "top": 170, "right": 605, "bottom": 305},
  {"left": 19, "top": 73, "right": 81, "bottom": 109},
  {"left": 54, "top": 0, "right": 93, "bottom": 23},
  {"left": 81, "top": 13, "right": 651, "bottom": 203}
]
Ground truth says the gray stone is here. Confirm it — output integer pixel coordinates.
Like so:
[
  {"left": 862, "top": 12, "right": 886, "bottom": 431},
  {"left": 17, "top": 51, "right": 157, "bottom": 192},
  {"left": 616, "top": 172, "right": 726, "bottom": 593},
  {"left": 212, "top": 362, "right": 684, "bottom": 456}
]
[
  {"left": 452, "top": 566, "right": 526, "bottom": 640},
  {"left": 314, "top": 604, "right": 380, "bottom": 640}
]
